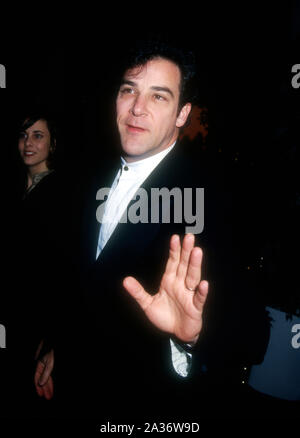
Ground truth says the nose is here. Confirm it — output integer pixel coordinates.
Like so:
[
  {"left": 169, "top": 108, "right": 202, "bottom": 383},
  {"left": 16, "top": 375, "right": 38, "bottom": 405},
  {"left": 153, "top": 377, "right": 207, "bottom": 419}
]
[
  {"left": 24, "top": 135, "right": 32, "bottom": 148},
  {"left": 130, "top": 94, "right": 147, "bottom": 117}
]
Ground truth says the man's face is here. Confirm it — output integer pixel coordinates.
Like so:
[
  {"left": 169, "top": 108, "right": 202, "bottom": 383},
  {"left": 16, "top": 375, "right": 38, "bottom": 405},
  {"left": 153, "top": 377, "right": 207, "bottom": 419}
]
[{"left": 116, "top": 57, "right": 191, "bottom": 162}]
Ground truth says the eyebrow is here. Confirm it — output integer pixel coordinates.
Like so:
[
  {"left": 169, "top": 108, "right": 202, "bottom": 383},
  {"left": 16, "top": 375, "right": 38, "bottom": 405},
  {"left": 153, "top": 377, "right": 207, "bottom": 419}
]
[
  {"left": 20, "top": 130, "right": 45, "bottom": 138},
  {"left": 121, "top": 80, "right": 175, "bottom": 98},
  {"left": 151, "top": 86, "right": 174, "bottom": 98}
]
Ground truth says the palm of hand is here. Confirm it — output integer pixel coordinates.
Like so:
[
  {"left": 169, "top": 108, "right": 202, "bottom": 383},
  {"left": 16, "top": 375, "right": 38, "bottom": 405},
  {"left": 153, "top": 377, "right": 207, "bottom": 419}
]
[{"left": 123, "top": 234, "right": 209, "bottom": 344}]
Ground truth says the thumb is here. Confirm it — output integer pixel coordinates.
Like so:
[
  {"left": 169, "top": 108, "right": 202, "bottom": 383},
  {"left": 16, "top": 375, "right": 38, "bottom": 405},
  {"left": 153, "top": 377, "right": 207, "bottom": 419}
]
[
  {"left": 123, "top": 276, "right": 153, "bottom": 311},
  {"left": 193, "top": 280, "right": 209, "bottom": 312}
]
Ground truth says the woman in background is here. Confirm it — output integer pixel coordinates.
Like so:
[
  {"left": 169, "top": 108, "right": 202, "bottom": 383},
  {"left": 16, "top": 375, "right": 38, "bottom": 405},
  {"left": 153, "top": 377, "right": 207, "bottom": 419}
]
[
  {"left": 18, "top": 115, "right": 58, "bottom": 401},
  {"left": 4, "top": 112, "right": 67, "bottom": 417}
]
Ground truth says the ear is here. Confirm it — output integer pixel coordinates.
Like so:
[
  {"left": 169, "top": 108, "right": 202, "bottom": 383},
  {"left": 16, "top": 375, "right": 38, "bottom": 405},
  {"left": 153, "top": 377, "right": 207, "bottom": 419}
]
[{"left": 176, "top": 103, "right": 192, "bottom": 128}]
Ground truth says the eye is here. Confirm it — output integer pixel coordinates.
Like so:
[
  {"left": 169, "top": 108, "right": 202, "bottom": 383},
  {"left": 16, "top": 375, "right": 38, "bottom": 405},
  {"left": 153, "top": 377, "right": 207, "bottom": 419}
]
[
  {"left": 154, "top": 94, "right": 166, "bottom": 101},
  {"left": 120, "top": 87, "right": 135, "bottom": 95},
  {"left": 34, "top": 133, "right": 43, "bottom": 139},
  {"left": 19, "top": 132, "right": 27, "bottom": 139}
]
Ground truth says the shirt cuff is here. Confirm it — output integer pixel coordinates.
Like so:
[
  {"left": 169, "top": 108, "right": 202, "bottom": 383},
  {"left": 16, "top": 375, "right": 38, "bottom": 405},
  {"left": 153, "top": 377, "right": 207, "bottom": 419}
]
[{"left": 170, "top": 338, "right": 192, "bottom": 378}]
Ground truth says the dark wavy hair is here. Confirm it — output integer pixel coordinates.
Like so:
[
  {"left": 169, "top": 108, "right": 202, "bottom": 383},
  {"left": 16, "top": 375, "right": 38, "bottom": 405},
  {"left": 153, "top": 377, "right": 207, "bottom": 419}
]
[{"left": 116, "top": 36, "right": 199, "bottom": 113}]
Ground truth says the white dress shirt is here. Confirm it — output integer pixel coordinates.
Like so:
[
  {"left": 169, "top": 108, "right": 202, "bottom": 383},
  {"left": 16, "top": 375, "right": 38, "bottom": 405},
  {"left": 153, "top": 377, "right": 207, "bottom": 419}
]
[
  {"left": 96, "top": 143, "right": 175, "bottom": 258},
  {"left": 96, "top": 142, "right": 191, "bottom": 377}
]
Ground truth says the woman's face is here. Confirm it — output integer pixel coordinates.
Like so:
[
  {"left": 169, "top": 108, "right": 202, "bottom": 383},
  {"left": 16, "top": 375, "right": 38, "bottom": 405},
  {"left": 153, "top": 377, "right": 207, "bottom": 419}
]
[{"left": 18, "top": 119, "right": 52, "bottom": 173}]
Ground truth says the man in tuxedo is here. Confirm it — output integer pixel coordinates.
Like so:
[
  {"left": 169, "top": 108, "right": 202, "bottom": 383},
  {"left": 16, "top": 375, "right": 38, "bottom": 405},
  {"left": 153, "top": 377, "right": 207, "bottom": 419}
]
[
  {"left": 35, "top": 38, "right": 269, "bottom": 419},
  {"left": 72, "top": 41, "right": 210, "bottom": 418}
]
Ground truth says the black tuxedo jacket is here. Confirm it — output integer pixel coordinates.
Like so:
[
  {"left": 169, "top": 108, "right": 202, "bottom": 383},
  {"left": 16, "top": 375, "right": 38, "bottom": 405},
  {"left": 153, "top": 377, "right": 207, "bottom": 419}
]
[{"left": 66, "top": 144, "right": 270, "bottom": 417}]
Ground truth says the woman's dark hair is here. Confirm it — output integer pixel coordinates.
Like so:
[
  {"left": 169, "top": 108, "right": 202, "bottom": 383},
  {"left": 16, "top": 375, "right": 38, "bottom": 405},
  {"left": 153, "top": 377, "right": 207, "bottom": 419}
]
[{"left": 19, "top": 113, "right": 58, "bottom": 169}]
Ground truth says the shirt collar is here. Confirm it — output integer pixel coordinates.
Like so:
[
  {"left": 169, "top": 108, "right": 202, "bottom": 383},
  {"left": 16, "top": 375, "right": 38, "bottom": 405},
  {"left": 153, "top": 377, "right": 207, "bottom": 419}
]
[{"left": 120, "top": 142, "right": 176, "bottom": 176}]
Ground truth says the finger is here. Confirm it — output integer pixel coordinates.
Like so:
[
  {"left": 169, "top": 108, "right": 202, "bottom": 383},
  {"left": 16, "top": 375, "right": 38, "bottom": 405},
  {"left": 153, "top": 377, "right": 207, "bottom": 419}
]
[
  {"left": 193, "top": 280, "right": 209, "bottom": 312},
  {"left": 123, "top": 276, "right": 153, "bottom": 311},
  {"left": 34, "top": 362, "right": 45, "bottom": 397},
  {"left": 43, "top": 377, "right": 54, "bottom": 400},
  {"left": 39, "top": 357, "right": 54, "bottom": 386},
  {"left": 35, "top": 380, "right": 44, "bottom": 397},
  {"left": 176, "top": 234, "right": 195, "bottom": 279},
  {"left": 164, "top": 234, "right": 181, "bottom": 275},
  {"left": 36, "top": 386, "right": 45, "bottom": 397},
  {"left": 39, "top": 368, "right": 50, "bottom": 386},
  {"left": 185, "top": 246, "right": 203, "bottom": 291},
  {"left": 35, "top": 363, "right": 54, "bottom": 400}
]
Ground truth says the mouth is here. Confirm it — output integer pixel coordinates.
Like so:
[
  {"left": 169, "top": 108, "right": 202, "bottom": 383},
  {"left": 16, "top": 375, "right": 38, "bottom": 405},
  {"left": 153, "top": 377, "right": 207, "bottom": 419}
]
[
  {"left": 23, "top": 151, "right": 36, "bottom": 157},
  {"left": 126, "top": 124, "right": 147, "bottom": 134}
]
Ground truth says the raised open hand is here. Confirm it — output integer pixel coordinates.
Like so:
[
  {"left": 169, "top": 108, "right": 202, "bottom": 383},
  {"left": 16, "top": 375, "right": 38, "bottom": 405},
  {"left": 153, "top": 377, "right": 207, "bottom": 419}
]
[{"left": 123, "top": 234, "right": 209, "bottom": 344}]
